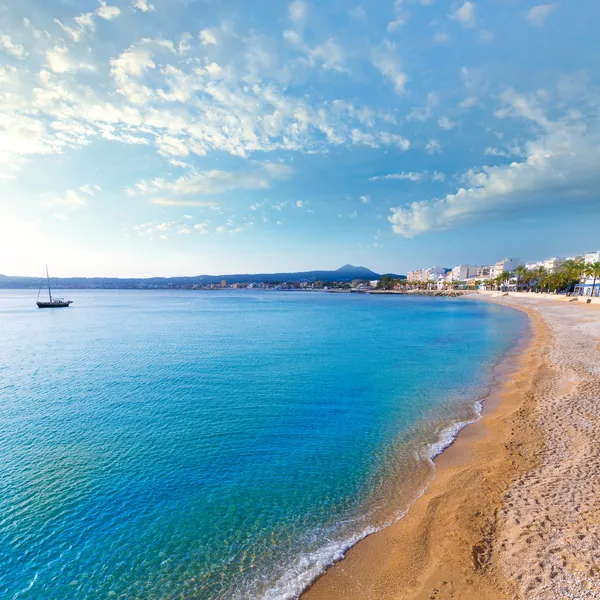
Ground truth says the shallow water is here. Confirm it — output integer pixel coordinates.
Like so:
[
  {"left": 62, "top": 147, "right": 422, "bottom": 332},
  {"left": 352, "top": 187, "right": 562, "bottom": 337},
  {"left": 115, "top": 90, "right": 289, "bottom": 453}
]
[{"left": 0, "top": 290, "right": 526, "bottom": 599}]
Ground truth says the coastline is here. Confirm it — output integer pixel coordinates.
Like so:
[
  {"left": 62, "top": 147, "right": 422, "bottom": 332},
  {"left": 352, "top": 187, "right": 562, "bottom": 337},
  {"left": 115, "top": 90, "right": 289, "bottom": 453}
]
[{"left": 301, "top": 295, "right": 600, "bottom": 600}]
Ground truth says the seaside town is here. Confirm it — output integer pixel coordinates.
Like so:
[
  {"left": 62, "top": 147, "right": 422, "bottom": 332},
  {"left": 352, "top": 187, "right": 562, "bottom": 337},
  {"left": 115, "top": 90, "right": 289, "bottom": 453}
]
[
  {"left": 401, "top": 250, "right": 600, "bottom": 296},
  {"left": 200, "top": 251, "right": 600, "bottom": 295},
  {"left": 8, "top": 250, "right": 598, "bottom": 296}
]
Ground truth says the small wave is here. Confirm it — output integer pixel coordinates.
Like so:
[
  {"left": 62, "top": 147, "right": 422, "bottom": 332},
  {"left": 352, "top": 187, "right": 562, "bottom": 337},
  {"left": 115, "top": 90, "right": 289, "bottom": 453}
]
[{"left": 257, "top": 398, "right": 488, "bottom": 600}]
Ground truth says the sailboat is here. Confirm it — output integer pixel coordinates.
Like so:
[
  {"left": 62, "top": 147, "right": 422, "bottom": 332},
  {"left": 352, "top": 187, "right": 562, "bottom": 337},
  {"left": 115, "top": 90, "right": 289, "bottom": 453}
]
[{"left": 36, "top": 265, "right": 73, "bottom": 308}]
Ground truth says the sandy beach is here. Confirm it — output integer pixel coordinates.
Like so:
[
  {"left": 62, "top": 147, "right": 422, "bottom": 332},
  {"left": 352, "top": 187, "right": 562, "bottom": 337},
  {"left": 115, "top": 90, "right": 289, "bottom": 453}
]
[{"left": 302, "top": 294, "right": 600, "bottom": 600}]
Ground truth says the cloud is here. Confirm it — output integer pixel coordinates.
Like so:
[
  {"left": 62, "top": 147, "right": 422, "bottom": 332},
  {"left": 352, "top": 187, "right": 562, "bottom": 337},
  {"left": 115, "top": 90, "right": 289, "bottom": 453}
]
[
  {"left": 433, "top": 31, "right": 450, "bottom": 44},
  {"left": 0, "top": 18, "right": 419, "bottom": 177},
  {"left": 360, "top": 195, "right": 370, "bottom": 203},
  {"left": 438, "top": 116, "right": 456, "bottom": 130},
  {"left": 132, "top": 0, "right": 155, "bottom": 12},
  {"left": 479, "top": 29, "right": 494, "bottom": 43},
  {"left": 110, "top": 45, "right": 155, "bottom": 81},
  {"left": 370, "top": 171, "right": 426, "bottom": 182},
  {"left": 96, "top": 1, "right": 121, "bottom": 20},
  {"left": 0, "top": 34, "right": 26, "bottom": 59},
  {"left": 425, "top": 139, "right": 442, "bottom": 154},
  {"left": 387, "top": 0, "right": 411, "bottom": 32},
  {"left": 54, "top": 2, "right": 119, "bottom": 42},
  {"left": 295, "top": 200, "right": 304, "bottom": 207},
  {"left": 308, "top": 39, "right": 347, "bottom": 72},
  {"left": 449, "top": 2, "right": 476, "bottom": 28},
  {"left": 289, "top": 0, "right": 307, "bottom": 24},
  {"left": 199, "top": 29, "right": 217, "bottom": 46},
  {"left": 53, "top": 213, "right": 69, "bottom": 220},
  {"left": 526, "top": 4, "right": 556, "bottom": 27},
  {"left": 46, "top": 46, "right": 95, "bottom": 73},
  {"left": 152, "top": 199, "right": 220, "bottom": 207},
  {"left": 389, "top": 90, "right": 600, "bottom": 237},
  {"left": 132, "top": 163, "right": 293, "bottom": 198},
  {"left": 194, "top": 223, "right": 210, "bottom": 234},
  {"left": 54, "top": 189, "right": 87, "bottom": 206},
  {"left": 373, "top": 43, "right": 407, "bottom": 95},
  {"left": 407, "top": 93, "right": 437, "bottom": 122},
  {"left": 283, "top": 29, "right": 347, "bottom": 72}
]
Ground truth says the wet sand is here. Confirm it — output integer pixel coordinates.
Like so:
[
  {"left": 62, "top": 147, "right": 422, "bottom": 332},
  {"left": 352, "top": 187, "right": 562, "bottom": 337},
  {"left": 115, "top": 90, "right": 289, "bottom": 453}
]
[{"left": 302, "top": 295, "right": 600, "bottom": 600}]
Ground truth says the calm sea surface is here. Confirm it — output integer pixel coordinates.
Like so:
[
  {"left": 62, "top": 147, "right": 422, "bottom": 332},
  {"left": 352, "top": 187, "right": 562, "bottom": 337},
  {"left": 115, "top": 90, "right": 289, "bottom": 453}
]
[{"left": 0, "top": 290, "right": 526, "bottom": 599}]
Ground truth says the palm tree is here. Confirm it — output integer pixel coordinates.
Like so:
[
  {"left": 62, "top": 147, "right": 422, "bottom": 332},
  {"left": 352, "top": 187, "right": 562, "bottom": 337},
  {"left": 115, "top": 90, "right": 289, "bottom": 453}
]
[
  {"left": 515, "top": 265, "right": 528, "bottom": 292},
  {"left": 499, "top": 271, "right": 511, "bottom": 291},
  {"left": 585, "top": 262, "right": 600, "bottom": 298},
  {"left": 559, "top": 259, "right": 585, "bottom": 295}
]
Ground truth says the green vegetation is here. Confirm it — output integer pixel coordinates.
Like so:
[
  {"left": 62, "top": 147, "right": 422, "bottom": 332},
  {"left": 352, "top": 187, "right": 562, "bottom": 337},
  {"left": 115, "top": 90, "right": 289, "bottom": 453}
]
[
  {"left": 376, "top": 274, "right": 402, "bottom": 290},
  {"left": 484, "top": 258, "right": 597, "bottom": 295}
]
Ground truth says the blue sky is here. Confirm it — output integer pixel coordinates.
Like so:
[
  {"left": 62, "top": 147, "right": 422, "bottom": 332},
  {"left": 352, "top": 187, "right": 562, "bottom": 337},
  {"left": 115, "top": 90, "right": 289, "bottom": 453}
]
[{"left": 0, "top": 0, "right": 599, "bottom": 277}]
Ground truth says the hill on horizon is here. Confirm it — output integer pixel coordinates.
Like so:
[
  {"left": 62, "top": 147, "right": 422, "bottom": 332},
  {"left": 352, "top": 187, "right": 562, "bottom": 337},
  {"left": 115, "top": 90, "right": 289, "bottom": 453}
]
[{"left": 0, "top": 265, "right": 405, "bottom": 289}]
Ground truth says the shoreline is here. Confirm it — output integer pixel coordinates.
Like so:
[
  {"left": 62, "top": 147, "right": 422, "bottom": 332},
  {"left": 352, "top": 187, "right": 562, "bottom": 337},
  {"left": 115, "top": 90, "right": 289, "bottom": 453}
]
[{"left": 301, "top": 295, "right": 600, "bottom": 600}]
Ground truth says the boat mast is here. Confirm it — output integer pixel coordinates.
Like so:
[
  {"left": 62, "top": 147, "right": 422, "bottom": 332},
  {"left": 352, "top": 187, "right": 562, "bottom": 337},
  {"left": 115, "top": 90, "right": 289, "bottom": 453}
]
[{"left": 46, "top": 264, "right": 52, "bottom": 302}]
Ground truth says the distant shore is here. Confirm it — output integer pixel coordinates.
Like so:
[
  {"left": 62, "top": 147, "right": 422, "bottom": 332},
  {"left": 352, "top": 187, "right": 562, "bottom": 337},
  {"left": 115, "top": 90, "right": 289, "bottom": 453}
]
[{"left": 302, "top": 294, "right": 600, "bottom": 600}]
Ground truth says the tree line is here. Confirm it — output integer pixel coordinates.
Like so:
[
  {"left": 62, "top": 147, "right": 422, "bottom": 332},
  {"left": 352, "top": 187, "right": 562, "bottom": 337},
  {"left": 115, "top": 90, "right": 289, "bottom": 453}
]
[{"left": 375, "top": 260, "right": 600, "bottom": 296}]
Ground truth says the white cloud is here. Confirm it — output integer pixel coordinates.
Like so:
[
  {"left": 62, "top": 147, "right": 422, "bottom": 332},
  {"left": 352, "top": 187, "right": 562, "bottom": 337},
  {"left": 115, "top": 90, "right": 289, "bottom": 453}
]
[
  {"left": 289, "top": 0, "right": 307, "bottom": 24},
  {"left": 110, "top": 46, "right": 155, "bottom": 81},
  {"left": 449, "top": 2, "right": 476, "bottom": 28},
  {"left": 194, "top": 223, "right": 210, "bottom": 234},
  {"left": 215, "top": 225, "right": 226, "bottom": 234},
  {"left": 432, "top": 171, "right": 446, "bottom": 182},
  {"left": 199, "top": 29, "right": 217, "bottom": 46},
  {"left": 425, "top": 139, "right": 442, "bottom": 154},
  {"left": 407, "top": 93, "right": 437, "bottom": 122},
  {"left": 0, "top": 34, "right": 26, "bottom": 59},
  {"left": 387, "top": 0, "right": 410, "bottom": 32},
  {"left": 152, "top": 199, "right": 220, "bottom": 207},
  {"left": 459, "top": 96, "right": 478, "bottom": 109},
  {"left": 373, "top": 43, "right": 407, "bottom": 95},
  {"left": 133, "top": 163, "right": 293, "bottom": 198},
  {"left": 54, "top": 213, "right": 69, "bottom": 220},
  {"left": 309, "top": 39, "right": 347, "bottom": 72},
  {"left": 0, "top": 24, "right": 418, "bottom": 177},
  {"left": 46, "top": 46, "right": 95, "bottom": 73},
  {"left": 389, "top": 90, "right": 600, "bottom": 237},
  {"left": 360, "top": 195, "right": 370, "bottom": 203},
  {"left": 370, "top": 171, "right": 426, "bottom": 182},
  {"left": 295, "top": 200, "right": 304, "bottom": 207},
  {"left": 438, "top": 116, "right": 456, "bottom": 130},
  {"left": 54, "top": 189, "right": 87, "bottom": 206},
  {"left": 433, "top": 31, "right": 450, "bottom": 44},
  {"left": 283, "top": 29, "right": 347, "bottom": 72},
  {"left": 97, "top": 1, "right": 121, "bottom": 20},
  {"left": 479, "top": 29, "right": 494, "bottom": 43},
  {"left": 526, "top": 4, "right": 556, "bottom": 27},
  {"left": 132, "top": 0, "right": 155, "bottom": 12}
]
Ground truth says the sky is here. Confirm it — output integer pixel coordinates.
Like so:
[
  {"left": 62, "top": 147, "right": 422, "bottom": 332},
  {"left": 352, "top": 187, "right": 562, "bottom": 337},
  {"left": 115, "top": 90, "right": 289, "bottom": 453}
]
[{"left": 0, "top": 0, "right": 599, "bottom": 277}]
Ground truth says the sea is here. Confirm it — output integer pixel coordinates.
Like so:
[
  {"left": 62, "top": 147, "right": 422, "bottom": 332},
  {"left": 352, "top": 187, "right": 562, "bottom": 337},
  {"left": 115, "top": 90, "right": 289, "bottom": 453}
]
[{"left": 0, "top": 290, "right": 527, "bottom": 600}]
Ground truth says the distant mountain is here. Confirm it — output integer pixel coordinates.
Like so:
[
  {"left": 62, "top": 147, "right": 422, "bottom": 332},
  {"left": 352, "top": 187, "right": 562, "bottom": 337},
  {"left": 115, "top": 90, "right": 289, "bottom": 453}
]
[
  {"left": 335, "top": 264, "right": 378, "bottom": 277},
  {"left": 0, "top": 266, "right": 405, "bottom": 289}
]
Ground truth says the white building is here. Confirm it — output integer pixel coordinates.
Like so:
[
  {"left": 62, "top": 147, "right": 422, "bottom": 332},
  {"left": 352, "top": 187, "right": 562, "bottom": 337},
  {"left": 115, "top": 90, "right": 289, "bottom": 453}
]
[
  {"left": 583, "top": 251, "right": 600, "bottom": 265},
  {"left": 491, "top": 258, "right": 522, "bottom": 277},
  {"left": 543, "top": 257, "right": 565, "bottom": 273},
  {"left": 451, "top": 265, "right": 479, "bottom": 281},
  {"left": 422, "top": 266, "right": 446, "bottom": 281},
  {"left": 407, "top": 270, "right": 423, "bottom": 282}
]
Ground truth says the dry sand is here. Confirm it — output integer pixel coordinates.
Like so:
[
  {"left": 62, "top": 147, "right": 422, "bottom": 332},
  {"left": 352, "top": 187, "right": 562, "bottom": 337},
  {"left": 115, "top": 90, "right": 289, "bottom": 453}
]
[{"left": 301, "top": 295, "right": 600, "bottom": 600}]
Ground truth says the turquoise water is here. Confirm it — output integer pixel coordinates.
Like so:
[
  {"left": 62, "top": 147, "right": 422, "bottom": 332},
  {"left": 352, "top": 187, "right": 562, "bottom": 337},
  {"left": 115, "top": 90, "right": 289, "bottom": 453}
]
[{"left": 0, "top": 290, "right": 526, "bottom": 599}]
